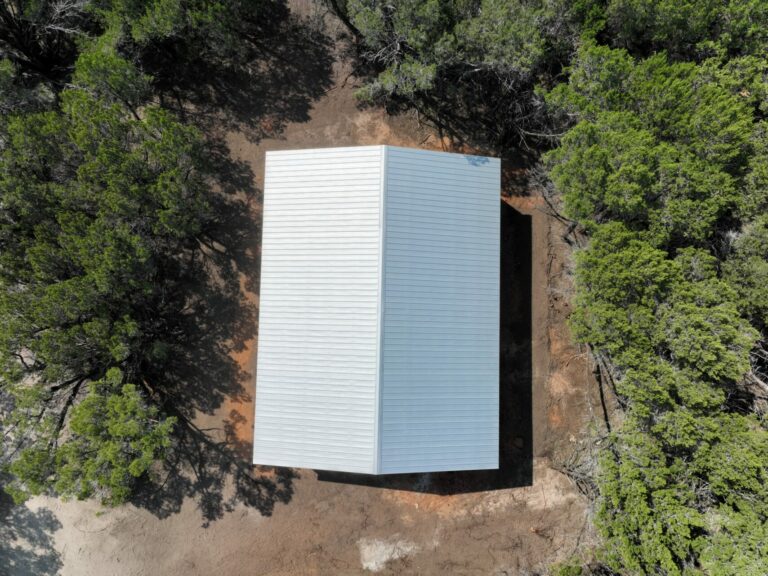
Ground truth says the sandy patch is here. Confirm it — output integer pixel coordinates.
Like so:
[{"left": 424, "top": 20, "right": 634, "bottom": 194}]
[{"left": 357, "top": 536, "right": 421, "bottom": 572}]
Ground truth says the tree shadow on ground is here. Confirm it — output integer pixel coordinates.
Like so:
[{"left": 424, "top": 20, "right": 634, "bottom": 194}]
[
  {"left": 0, "top": 490, "right": 62, "bottom": 576},
  {"left": 127, "top": 1, "right": 335, "bottom": 525},
  {"left": 145, "top": 0, "right": 334, "bottom": 142},
  {"left": 128, "top": 131, "right": 297, "bottom": 526},
  {"left": 318, "top": 202, "right": 533, "bottom": 494},
  {"left": 335, "top": 31, "right": 548, "bottom": 165}
]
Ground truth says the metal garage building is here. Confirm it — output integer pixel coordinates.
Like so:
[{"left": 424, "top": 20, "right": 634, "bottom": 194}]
[{"left": 253, "top": 145, "right": 500, "bottom": 474}]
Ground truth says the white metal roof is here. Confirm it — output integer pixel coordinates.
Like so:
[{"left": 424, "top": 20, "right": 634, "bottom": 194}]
[{"left": 253, "top": 145, "right": 500, "bottom": 474}]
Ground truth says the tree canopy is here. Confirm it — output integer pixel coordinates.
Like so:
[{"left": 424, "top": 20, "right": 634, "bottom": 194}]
[
  {"left": 1, "top": 0, "right": 306, "bottom": 519},
  {"left": 542, "top": 28, "right": 768, "bottom": 576},
  {"left": 0, "top": 0, "right": 266, "bottom": 99},
  {"left": 0, "top": 57, "right": 211, "bottom": 503},
  {"left": 332, "top": 0, "right": 597, "bottom": 147}
]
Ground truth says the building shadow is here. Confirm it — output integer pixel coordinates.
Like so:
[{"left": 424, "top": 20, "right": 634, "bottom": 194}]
[{"left": 317, "top": 201, "right": 533, "bottom": 494}]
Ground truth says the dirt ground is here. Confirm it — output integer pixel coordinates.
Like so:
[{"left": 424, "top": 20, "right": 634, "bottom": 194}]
[{"left": 4, "top": 3, "right": 604, "bottom": 575}]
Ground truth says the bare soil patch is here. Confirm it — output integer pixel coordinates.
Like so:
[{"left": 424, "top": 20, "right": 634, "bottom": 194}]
[{"left": 10, "top": 3, "right": 605, "bottom": 575}]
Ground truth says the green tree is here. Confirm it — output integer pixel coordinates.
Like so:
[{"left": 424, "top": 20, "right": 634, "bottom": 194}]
[
  {"left": 545, "top": 28, "right": 768, "bottom": 575},
  {"left": 0, "top": 57, "right": 52, "bottom": 116},
  {"left": 0, "top": 0, "right": 271, "bottom": 107},
  {"left": 724, "top": 216, "right": 768, "bottom": 331},
  {"left": 87, "top": 0, "right": 270, "bottom": 91},
  {"left": 0, "top": 56, "right": 211, "bottom": 504},
  {"left": 603, "top": 0, "right": 768, "bottom": 61},
  {"left": 546, "top": 47, "right": 753, "bottom": 248},
  {"left": 329, "top": 0, "right": 597, "bottom": 147},
  {"left": 6, "top": 369, "right": 175, "bottom": 504}
]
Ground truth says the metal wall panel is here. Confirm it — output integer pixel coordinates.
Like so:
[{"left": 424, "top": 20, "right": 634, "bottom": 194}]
[
  {"left": 253, "top": 147, "right": 383, "bottom": 474},
  {"left": 378, "top": 147, "right": 500, "bottom": 473},
  {"left": 253, "top": 146, "right": 500, "bottom": 475}
]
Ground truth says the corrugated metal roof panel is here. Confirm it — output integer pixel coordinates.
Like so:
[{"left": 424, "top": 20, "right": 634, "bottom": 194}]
[
  {"left": 378, "top": 146, "right": 499, "bottom": 473},
  {"left": 252, "top": 146, "right": 383, "bottom": 474},
  {"left": 253, "top": 145, "right": 499, "bottom": 474}
]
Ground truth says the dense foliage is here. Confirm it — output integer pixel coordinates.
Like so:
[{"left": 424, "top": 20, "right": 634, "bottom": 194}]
[
  {"left": 0, "top": 53, "right": 214, "bottom": 502},
  {"left": 330, "top": 0, "right": 599, "bottom": 148},
  {"left": 0, "top": 0, "right": 89, "bottom": 83},
  {"left": 0, "top": 0, "right": 263, "bottom": 97},
  {"left": 1, "top": 0, "right": 319, "bottom": 513},
  {"left": 544, "top": 32, "right": 768, "bottom": 576},
  {"left": 0, "top": 0, "right": 259, "bottom": 504}
]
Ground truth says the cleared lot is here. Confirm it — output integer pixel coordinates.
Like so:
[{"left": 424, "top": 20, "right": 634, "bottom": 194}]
[{"left": 5, "top": 5, "right": 603, "bottom": 574}]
